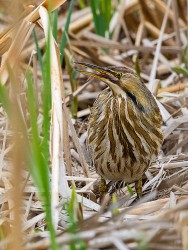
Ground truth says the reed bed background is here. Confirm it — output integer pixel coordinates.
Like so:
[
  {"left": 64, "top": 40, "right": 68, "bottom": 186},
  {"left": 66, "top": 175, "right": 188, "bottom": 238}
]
[{"left": 0, "top": 0, "right": 188, "bottom": 249}]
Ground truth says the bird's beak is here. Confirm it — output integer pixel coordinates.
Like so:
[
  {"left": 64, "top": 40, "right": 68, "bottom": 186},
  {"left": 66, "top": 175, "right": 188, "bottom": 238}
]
[{"left": 74, "top": 62, "right": 119, "bottom": 84}]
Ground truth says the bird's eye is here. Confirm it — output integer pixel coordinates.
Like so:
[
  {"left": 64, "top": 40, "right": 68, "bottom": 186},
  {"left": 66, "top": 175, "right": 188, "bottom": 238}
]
[{"left": 114, "top": 72, "right": 122, "bottom": 79}]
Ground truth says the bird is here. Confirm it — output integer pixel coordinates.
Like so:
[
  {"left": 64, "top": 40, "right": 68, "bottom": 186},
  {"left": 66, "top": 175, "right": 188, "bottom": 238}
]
[{"left": 75, "top": 62, "right": 163, "bottom": 198}]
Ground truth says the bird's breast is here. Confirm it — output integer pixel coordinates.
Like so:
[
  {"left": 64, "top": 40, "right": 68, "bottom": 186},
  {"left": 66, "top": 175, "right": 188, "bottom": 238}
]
[{"left": 88, "top": 88, "right": 163, "bottom": 183}]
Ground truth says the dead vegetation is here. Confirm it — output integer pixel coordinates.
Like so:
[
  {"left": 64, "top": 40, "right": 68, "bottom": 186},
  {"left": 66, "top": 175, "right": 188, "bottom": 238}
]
[{"left": 0, "top": 0, "right": 188, "bottom": 249}]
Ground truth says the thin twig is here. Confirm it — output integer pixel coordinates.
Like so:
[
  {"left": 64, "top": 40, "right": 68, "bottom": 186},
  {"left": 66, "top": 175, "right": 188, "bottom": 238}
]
[{"left": 148, "top": 0, "right": 172, "bottom": 91}]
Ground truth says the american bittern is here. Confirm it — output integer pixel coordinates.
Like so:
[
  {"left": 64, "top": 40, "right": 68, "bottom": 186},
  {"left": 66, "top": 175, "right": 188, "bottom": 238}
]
[{"left": 75, "top": 62, "right": 163, "bottom": 198}]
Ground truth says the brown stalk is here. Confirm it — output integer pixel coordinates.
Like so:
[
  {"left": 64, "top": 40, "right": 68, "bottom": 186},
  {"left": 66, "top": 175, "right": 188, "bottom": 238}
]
[
  {"left": 172, "top": 0, "right": 182, "bottom": 62},
  {"left": 71, "top": 40, "right": 182, "bottom": 54},
  {"left": 7, "top": 61, "right": 25, "bottom": 250},
  {"left": 139, "top": 0, "right": 162, "bottom": 28},
  {"left": 144, "top": 21, "right": 174, "bottom": 46},
  {"left": 153, "top": 0, "right": 186, "bottom": 28},
  {"left": 158, "top": 82, "right": 186, "bottom": 94}
]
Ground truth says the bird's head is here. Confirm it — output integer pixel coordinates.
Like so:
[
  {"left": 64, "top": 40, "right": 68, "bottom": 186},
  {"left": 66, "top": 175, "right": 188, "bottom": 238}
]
[{"left": 75, "top": 62, "right": 158, "bottom": 114}]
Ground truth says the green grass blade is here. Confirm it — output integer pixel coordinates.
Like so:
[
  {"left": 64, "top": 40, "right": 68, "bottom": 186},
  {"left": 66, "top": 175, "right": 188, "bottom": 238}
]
[
  {"left": 89, "top": 0, "right": 102, "bottom": 36},
  {"left": 127, "top": 184, "right": 135, "bottom": 196},
  {"left": 0, "top": 83, "right": 11, "bottom": 115},
  {"left": 78, "top": 0, "right": 86, "bottom": 9},
  {"left": 89, "top": 0, "right": 113, "bottom": 38},
  {"left": 26, "top": 70, "right": 45, "bottom": 191},
  {"left": 32, "top": 11, "right": 57, "bottom": 250},
  {"left": 104, "top": 0, "right": 112, "bottom": 38},
  {"left": 60, "top": 0, "right": 74, "bottom": 63},
  {"left": 112, "top": 194, "right": 119, "bottom": 215},
  {"left": 172, "top": 66, "right": 188, "bottom": 78},
  {"left": 26, "top": 69, "right": 57, "bottom": 249},
  {"left": 64, "top": 52, "right": 78, "bottom": 118},
  {"left": 65, "top": 186, "right": 86, "bottom": 250},
  {"left": 42, "top": 12, "right": 57, "bottom": 250},
  {"left": 33, "top": 29, "right": 43, "bottom": 74},
  {"left": 53, "top": 9, "right": 58, "bottom": 40},
  {"left": 41, "top": 50, "right": 51, "bottom": 161}
]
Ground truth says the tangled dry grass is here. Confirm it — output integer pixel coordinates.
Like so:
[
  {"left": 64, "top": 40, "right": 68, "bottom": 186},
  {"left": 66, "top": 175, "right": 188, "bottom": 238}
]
[{"left": 0, "top": 0, "right": 188, "bottom": 249}]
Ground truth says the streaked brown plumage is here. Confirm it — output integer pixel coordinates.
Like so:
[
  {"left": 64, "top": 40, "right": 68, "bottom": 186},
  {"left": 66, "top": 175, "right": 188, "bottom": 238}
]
[{"left": 75, "top": 62, "right": 163, "bottom": 197}]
